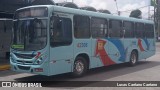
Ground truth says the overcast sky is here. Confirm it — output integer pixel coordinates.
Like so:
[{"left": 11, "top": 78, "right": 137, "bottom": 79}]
[{"left": 53, "top": 0, "right": 154, "bottom": 19}]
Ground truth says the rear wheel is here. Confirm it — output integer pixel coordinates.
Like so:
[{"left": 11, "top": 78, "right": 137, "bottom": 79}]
[
  {"left": 129, "top": 51, "right": 138, "bottom": 66},
  {"left": 72, "top": 56, "right": 88, "bottom": 77}
]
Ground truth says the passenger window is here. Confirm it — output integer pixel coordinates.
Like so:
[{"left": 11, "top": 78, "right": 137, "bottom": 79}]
[
  {"left": 145, "top": 24, "right": 154, "bottom": 38},
  {"left": 123, "top": 21, "right": 134, "bottom": 38},
  {"left": 91, "top": 17, "right": 108, "bottom": 38},
  {"left": 135, "top": 23, "right": 145, "bottom": 38},
  {"left": 74, "top": 15, "right": 90, "bottom": 38},
  {"left": 109, "top": 20, "right": 123, "bottom": 38},
  {"left": 50, "top": 16, "right": 72, "bottom": 47}
]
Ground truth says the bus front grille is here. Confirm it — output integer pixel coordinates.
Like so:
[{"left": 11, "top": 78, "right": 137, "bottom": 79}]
[
  {"left": 17, "top": 65, "right": 30, "bottom": 70},
  {"left": 16, "top": 60, "right": 33, "bottom": 65},
  {"left": 14, "top": 53, "right": 36, "bottom": 59}
]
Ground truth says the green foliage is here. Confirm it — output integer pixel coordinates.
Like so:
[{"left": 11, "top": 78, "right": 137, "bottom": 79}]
[
  {"left": 98, "top": 10, "right": 111, "bottom": 14},
  {"left": 151, "top": 0, "right": 157, "bottom": 6},
  {"left": 129, "top": 9, "right": 142, "bottom": 19}
]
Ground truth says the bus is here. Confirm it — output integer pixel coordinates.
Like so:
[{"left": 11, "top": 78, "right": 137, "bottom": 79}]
[
  {"left": 10, "top": 5, "right": 155, "bottom": 77},
  {"left": 0, "top": 18, "right": 12, "bottom": 58}
]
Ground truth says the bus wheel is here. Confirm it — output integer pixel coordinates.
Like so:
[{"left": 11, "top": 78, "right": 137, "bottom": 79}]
[
  {"left": 129, "top": 51, "right": 138, "bottom": 66},
  {"left": 72, "top": 56, "right": 87, "bottom": 77}
]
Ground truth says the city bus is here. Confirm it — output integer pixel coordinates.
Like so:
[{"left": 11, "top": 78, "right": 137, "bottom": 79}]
[
  {"left": 10, "top": 5, "right": 155, "bottom": 77},
  {"left": 0, "top": 18, "right": 12, "bottom": 58}
]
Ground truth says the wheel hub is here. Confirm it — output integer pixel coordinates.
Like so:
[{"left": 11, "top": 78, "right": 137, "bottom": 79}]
[
  {"left": 131, "top": 54, "right": 136, "bottom": 64},
  {"left": 75, "top": 61, "right": 84, "bottom": 73}
]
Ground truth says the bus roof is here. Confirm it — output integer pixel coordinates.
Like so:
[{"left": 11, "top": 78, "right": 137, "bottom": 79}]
[{"left": 16, "top": 5, "right": 154, "bottom": 24}]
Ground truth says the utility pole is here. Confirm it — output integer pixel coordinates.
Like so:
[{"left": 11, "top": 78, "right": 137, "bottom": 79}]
[
  {"left": 148, "top": 5, "right": 150, "bottom": 19},
  {"left": 114, "top": 0, "right": 119, "bottom": 15},
  {"left": 157, "top": 0, "right": 160, "bottom": 41}
]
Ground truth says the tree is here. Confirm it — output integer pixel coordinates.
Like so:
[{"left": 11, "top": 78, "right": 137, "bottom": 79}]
[
  {"left": 98, "top": 10, "right": 111, "bottom": 14},
  {"left": 129, "top": 9, "right": 142, "bottom": 19}
]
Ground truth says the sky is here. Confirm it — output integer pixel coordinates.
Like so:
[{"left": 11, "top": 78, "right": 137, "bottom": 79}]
[{"left": 53, "top": 0, "right": 154, "bottom": 19}]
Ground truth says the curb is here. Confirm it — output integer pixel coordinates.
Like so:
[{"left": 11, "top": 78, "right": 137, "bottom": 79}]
[{"left": 0, "top": 65, "right": 10, "bottom": 71}]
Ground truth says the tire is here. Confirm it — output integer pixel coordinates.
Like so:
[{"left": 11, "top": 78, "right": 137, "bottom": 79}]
[
  {"left": 72, "top": 56, "right": 88, "bottom": 77},
  {"left": 129, "top": 51, "right": 138, "bottom": 66}
]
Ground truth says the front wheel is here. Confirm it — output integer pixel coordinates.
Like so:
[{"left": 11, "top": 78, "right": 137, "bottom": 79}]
[
  {"left": 72, "top": 57, "right": 88, "bottom": 77},
  {"left": 129, "top": 51, "right": 138, "bottom": 66}
]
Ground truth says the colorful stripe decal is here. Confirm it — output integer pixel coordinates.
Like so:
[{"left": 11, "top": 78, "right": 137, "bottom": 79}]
[
  {"left": 138, "top": 39, "right": 145, "bottom": 52},
  {"left": 95, "top": 39, "right": 115, "bottom": 66},
  {"left": 143, "top": 38, "right": 150, "bottom": 50},
  {"left": 107, "top": 39, "right": 126, "bottom": 62}
]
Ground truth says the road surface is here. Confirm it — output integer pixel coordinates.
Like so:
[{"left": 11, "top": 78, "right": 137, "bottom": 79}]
[{"left": 0, "top": 43, "right": 160, "bottom": 90}]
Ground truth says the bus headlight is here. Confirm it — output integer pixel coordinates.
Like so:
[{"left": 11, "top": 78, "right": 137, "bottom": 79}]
[{"left": 34, "top": 52, "right": 47, "bottom": 65}]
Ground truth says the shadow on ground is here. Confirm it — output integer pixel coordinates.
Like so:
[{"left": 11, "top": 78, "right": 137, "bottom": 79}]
[{"left": 14, "top": 60, "right": 160, "bottom": 88}]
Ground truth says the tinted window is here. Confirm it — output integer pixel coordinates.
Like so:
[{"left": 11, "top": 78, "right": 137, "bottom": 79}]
[
  {"left": 123, "top": 21, "right": 134, "bottom": 38},
  {"left": 74, "top": 15, "right": 90, "bottom": 38},
  {"left": 12, "top": 19, "right": 47, "bottom": 51},
  {"left": 0, "top": 21, "right": 4, "bottom": 33},
  {"left": 109, "top": 20, "right": 122, "bottom": 38},
  {"left": 5, "top": 20, "right": 13, "bottom": 33},
  {"left": 135, "top": 23, "right": 145, "bottom": 38},
  {"left": 91, "top": 17, "right": 108, "bottom": 38},
  {"left": 145, "top": 24, "right": 154, "bottom": 38},
  {"left": 50, "top": 16, "right": 72, "bottom": 47}
]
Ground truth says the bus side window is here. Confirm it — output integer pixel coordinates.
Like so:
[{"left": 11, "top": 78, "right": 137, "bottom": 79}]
[
  {"left": 91, "top": 17, "right": 108, "bottom": 38},
  {"left": 50, "top": 16, "right": 72, "bottom": 47},
  {"left": 50, "top": 17, "right": 54, "bottom": 37},
  {"left": 145, "top": 24, "right": 154, "bottom": 38},
  {"left": 109, "top": 20, "right": 122, "bottom": 38},
  {"left": 135, "top": 23, "right": 145, "bottom": 38},
  {"left": 123, "top": 21, "right": 134, "bottom": 38},
  {"left": 74, "top": 15, "right": 90, "bottom": 38}
]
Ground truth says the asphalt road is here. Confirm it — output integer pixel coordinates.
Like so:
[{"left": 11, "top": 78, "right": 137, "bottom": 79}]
[{"left": 0, "top": 43, "right": 160, "bottom": 90}]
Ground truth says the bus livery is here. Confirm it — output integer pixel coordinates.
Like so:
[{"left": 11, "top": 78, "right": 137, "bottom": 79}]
[{"left": 10, "top": 5, "right": 155, "bottom": 77}]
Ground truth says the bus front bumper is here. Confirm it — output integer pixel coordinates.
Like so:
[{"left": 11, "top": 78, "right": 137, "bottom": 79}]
[{"left": 10, "top": 61, "right": 49, "bottom": 76}]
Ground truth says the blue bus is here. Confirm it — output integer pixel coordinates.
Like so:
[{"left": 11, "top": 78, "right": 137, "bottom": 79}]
[{"left": 10, "top": 5, "right": 155, "bottom": 77}]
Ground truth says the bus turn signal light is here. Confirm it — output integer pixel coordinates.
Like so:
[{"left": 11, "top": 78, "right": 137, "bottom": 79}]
[{"left": 35, "top": 52, "right": 41, "bottom": 59}]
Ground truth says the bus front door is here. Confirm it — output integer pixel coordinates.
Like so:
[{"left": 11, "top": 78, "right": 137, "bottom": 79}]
[{"left": 49, "top": 15, "right": 73, "bottom": 75}]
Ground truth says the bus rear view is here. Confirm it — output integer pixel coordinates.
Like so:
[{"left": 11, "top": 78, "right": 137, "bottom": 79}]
[{"left": 10, "top": 6, "right": 49, "bottom": 75}]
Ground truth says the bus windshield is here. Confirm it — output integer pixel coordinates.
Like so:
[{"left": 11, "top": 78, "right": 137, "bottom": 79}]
[{"left": 12, "top": 18, "right": 47, "bottom": 51}]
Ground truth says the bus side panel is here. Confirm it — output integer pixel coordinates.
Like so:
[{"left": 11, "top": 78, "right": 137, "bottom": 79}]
[
  {"left": 107, "top": 38, "right": 122, "bottom": 64},
  {"left": 139, "top": 38, "right": 156, "bottom": 60},
  {"left": 73, "top": 39, "right": 92, "bottom": 68},
  {"left": 90, "top": 38, "right": 134, "bottom": 68},
  {"left": 123, "top": 38, "right": 139, "bottom": 62},
  {"left": 91, "top": 38, "right": 124, "bottom": 68},
  {"left": 90, "top": 39, "right": 107, "bottom": 69},
  {"left": 49, "top": 45, "right": 73, "bottom": 75}
]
